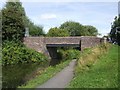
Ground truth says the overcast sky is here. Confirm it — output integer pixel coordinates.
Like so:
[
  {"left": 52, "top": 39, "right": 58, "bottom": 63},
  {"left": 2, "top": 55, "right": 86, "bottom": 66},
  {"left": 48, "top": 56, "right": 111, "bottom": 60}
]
[{"left": 1, "top": 0, "right": 119, "bottom": 36}]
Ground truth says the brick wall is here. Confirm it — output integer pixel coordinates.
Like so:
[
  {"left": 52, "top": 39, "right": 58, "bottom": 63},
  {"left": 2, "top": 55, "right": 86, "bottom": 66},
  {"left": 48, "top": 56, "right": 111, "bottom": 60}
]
[
  {"left": 81, "top": 36, "right": 101, "bottom": 50},
  {"left": 24, "top": 36, "right": 102, "bottom": 53},
  {"left": 45, "top": 37, "right": 81, "bottom": 44},
  {"left": 23, "top": 37, "right": 46, "bottom": 53}
]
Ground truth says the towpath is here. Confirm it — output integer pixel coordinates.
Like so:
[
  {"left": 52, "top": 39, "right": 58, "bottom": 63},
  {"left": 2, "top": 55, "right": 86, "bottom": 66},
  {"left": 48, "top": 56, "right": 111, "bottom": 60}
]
[{"left": 36, "top": 59, "right": 76, "bottom": 88}]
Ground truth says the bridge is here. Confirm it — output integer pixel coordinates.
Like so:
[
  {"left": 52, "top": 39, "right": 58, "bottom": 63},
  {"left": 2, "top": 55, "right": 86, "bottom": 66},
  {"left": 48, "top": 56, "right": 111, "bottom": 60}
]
[{"left": 24, "top": 36, "right": 103, "bottom": 65}]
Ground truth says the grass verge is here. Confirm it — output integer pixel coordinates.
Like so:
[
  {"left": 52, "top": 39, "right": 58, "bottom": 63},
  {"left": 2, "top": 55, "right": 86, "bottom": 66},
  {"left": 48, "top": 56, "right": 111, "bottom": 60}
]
[
  {"left": 68, "top": 44, "right": 118, "bottom": 88},
  {"left": 18, "top": 60, "right": 71, "bottom": 88}
]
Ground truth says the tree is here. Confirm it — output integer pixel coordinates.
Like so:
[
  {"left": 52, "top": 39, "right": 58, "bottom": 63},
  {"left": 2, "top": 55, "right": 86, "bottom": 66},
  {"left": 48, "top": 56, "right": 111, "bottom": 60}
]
[
  {"left": 59, "top": 21, "right": 98, "bottom": 36},
  {"left": 2, "top": 1, "right": 26, "bottom": 41},
  {"left": 83, "top": 25, "right": 98, "bottom": 36},
  {"left": 24, "top": 17, "right": 45, "bottom": 36},
  {"left": 110, "top": 15, "right": 120, "bottom": 45},
  {"left": 29, "top": 24, "right": 45, "bottom": 36},
  {"left": 47, "top": 27, "right": 69, "bottom": 37},
  {"left": 0, "top": 10, "right": 2, "bottom": 46},
  {"left": 59, "top": 21, "right": 83, "bottom": 36}
]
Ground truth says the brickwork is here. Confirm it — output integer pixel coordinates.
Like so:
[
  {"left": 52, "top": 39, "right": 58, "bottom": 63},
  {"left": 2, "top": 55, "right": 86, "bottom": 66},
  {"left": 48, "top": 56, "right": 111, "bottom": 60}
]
[
  {"left": 45, "top": 37, "right": 81, "bottom": 44},
  {"left": 23, "top": 37, "right": 46, "bottom": 53},
  {"left": 24, "top": 36, "right": 102, "bottom": 53},
  {"left": 81, "top": 36, "right": 101, "bottom": 50}
]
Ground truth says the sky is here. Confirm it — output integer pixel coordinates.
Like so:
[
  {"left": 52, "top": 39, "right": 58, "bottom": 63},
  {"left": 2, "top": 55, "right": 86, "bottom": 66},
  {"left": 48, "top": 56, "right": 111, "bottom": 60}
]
[{"left": 0, "top": 0, "right": 119, "bottom": 37}]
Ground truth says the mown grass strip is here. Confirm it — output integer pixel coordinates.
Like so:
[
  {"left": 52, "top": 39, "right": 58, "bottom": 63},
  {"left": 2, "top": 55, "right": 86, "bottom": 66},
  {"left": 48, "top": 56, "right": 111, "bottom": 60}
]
[
  {"left": 18, "top": 60, "right": 71, "bottom": 88},
  {"left": 68, "top": 44, "right": 118, "bottom": 88}
]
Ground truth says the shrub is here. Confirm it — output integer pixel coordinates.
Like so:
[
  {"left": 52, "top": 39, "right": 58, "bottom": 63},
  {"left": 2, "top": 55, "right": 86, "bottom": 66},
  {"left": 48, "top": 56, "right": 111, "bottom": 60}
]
[
  {"left": 65, "top": 49, "right": 80, "bottom": 60},
  {"left": 57, "top": 48, "right": 80, "bottom": 60},
  {"left": 2, "top": 41, "right": 48, "bottom": 66}
]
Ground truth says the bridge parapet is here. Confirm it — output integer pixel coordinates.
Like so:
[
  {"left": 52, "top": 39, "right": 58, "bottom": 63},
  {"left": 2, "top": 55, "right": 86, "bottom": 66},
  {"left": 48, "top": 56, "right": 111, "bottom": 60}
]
[
  {"left": 24, "top": 36, "right": 102, "bottom": 53},
  {"left": 81, "top": 36, "right": 101, "bottom": 50},
  {"left": 45, "top": 37, "right": 81, "bottom": 44},
  {"left": 23, "top": 37, "right": 46, "bottom": 53}
]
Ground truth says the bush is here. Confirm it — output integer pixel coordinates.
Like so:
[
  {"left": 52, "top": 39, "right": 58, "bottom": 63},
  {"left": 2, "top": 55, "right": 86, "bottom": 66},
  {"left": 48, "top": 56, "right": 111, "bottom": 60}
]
[
  {"left": 58, "top": 48, "right": 80, "bottom": 60},
  {"left": 2, "top": 41, "right": 48, "bottom": 66},
  {"left": 65, "top": 49, "right": 80, "bottom": 60}
]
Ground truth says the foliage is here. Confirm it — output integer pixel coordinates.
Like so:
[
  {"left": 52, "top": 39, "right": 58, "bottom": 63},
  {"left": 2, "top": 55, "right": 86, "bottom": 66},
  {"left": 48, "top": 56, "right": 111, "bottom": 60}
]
[
  {"left": 47, "top": 27, "right": 69, "bottom": 37},
  {"left": 18, "top": 60, "right": 71, "bottom": 88},
  {"left": 2, "top": 41, "right": 48, "bottom": 66},
  {"left": 59, "top": 21, "right": 98, "bottom": 36},
  {"left": 59, "top": 21, "right": 83, "bottom": 36},
  {"left": 47, "top": 21, "right": 98, "bottom": 37},
  {"left": 2, "top": 1, "right": 26, "bottom": 41},
  {"left": 58, "top": 48, "right": 80, "bottom": 60},
  {"left": 110, "top": 15, "right": 120, "bottom": 45},
  {"left": 26, "top": 18, "right": 45, "bottom": 36},
  {"left": 83, "top": 25, "right": 98, "bottom": 36},
  {"left": 29, "top": 25, "right": 45, "bottom": 36},
  {"left": 2, "top": 0, "right": 45, "bottom": 40},
  {"left": 68, "top": 44, "right": 118, "bottom": 88}
]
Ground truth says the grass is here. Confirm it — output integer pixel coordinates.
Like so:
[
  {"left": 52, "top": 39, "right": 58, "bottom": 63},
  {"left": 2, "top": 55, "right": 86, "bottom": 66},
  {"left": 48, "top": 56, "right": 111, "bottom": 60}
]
[
  {"left": 18, "top": 59, "right": 71, "bottom": 88},
  {"left": 68, "top": 44, "right": 118, "bottom": 88}
]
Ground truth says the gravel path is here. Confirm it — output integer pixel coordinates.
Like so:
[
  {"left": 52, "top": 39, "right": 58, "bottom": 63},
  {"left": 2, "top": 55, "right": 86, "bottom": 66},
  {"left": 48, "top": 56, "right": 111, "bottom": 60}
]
[{"left": 36, "top": 59, "right": 76, "bottom": 88}]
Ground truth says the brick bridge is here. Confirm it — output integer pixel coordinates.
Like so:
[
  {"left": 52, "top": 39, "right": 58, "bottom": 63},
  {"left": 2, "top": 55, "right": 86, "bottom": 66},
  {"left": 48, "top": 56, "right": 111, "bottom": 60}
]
[{"left": 24, "top": 36, "right": 103, "bottom": 65}]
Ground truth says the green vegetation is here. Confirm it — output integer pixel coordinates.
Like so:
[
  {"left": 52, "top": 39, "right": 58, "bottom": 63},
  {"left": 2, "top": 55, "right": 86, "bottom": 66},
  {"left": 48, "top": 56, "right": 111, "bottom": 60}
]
[
  {"left": 60, "top": 21, "right": 98, "bottom": 36},
  {"left": 57, "top": 48, "right": 80, "bottom": 60},
  {"left": 47, "top": 27, "right": 69, "bottom": 37},
  {"left": 29, "top": 25, "right": 45, "bottom": 36},
  {"left": 110, "top": 15, "right": 120, "bottom": 45},
  {"left": 18, "top": 60, "right": 71, "bottom": 88},
  {"left": 2, "top": 1, "right": 48, "bottom": 88},
  {"left": 2, "top": 41, "right": 49, "bottom": 88},
  {"left": 2, "top": 1, "right": 26, "bottom": 41},
  {"left": 83, "top": 25, "right": 99, "bottom": 36},
  {"left": 59, "top": 21, "right": 83, "bottom": 36},
  {"left": 2, "top": 1, "right": 45, "bottom": 41},
  {"left": 27, "top": 18, "right": 45, "bottom": 36},
  {"left": 47, "top": 21, "right": 99, "bottom": 37},
  {"left": 16, "top": 48, "right": 80, "bottom": 88},
  {"left": 2, "top": 41, "right": 48, "bottom": 66},
  {"left": 68, "top": 44, "right": 118, "bottom": 88}
]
